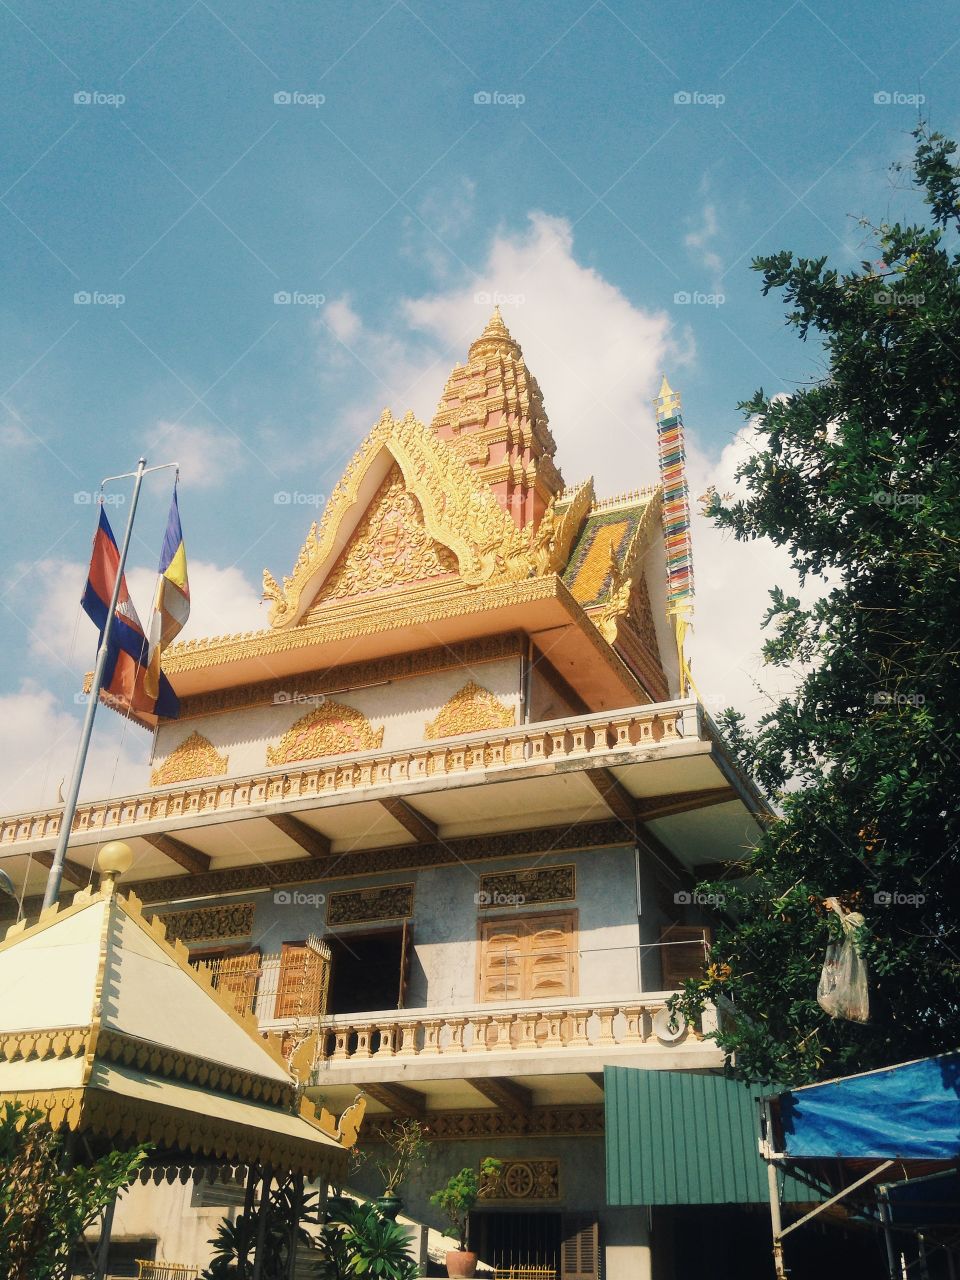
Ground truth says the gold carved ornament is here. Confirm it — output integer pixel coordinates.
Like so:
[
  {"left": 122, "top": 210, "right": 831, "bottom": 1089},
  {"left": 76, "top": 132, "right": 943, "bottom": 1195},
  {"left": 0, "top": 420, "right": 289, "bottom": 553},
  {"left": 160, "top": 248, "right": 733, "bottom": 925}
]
[
  {"left": 592, "top": 491, "right": 663, "bottom": 645},
  {"left": 262, "top": 409, "right": 537, "bottom": 628},
  {"left": 424, "top": 681, "right": 516, "bottom": 740},
  {"left": 266, "top": 700, "right": 384, "bottom": 767},
  {"left": 531, "top": 479, "right": 594, "bottom": 576},
  {"left": 151, "top": 732, "right": 228, "bottom": 787},
  {"left": 310, "top": 463, "right": 458, "bottom": 608}
]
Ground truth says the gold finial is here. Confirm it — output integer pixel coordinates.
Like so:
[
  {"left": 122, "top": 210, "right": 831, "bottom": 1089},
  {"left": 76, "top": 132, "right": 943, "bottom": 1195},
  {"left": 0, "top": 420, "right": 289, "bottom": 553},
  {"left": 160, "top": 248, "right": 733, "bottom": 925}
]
[
  {"left": 655, "top": 373, "right": 682, "bottom": 419},
  {"left": 469, "top": 305, "right": 520, "bottom": 359}
]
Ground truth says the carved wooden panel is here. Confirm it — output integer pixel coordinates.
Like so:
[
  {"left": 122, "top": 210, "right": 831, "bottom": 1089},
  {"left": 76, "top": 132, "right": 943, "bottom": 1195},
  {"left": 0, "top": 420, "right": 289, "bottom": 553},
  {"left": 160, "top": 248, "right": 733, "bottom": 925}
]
[
  {"left": 477, "top": 864, "right": 575, "bottom": 909},
  {"left": 157, "top": 901, "right": 255, "bottom": 944},
  {"left": 326, "top": 883, "right": 415, "bottom": 927}
]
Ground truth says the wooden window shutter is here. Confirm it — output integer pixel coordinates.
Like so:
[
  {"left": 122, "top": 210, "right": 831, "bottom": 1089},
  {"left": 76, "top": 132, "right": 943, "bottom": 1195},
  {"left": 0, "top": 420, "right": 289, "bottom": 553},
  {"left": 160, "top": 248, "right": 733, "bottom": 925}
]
[
  {"left": 479, "top": 911, "right": 577, "bottom": 1002},
  {"left": 398, "top": 920, "right": 414, "bottom": 1009},
  {"left": 561, "top": 1214, "right": 599, "bottom": 1280},
  {"left": 479, "top": 921, "right": 524, "bottom": 1001},
  {"left": 274, "top": 939, "right": 331, "bottom": 1020},
  {"left": 525, "top": 919, "right": 575, "bottom": 998},
  {"left": 660, "top": 924, "right": 711, "bottom": 988}
]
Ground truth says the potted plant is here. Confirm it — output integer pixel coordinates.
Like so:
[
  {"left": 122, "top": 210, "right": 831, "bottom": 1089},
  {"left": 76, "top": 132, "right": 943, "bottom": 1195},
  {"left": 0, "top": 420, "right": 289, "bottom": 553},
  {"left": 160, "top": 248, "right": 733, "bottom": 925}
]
[
  {"left": 371, "top": 1118, "right": 429, "bottom": 1219},
  {"left": 430, "top": 1158, "right": 502, "bottom": 1278}
]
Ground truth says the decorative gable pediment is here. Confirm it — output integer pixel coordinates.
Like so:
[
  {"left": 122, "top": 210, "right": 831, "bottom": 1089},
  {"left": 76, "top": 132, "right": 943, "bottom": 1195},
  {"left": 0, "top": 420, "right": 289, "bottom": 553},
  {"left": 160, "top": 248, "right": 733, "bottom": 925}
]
[
  {"left": 262, "top": 409, "right": 535, "bottom": 629},
  {"left": 303, "top": 462, "right": 458, "bottom": 618}
]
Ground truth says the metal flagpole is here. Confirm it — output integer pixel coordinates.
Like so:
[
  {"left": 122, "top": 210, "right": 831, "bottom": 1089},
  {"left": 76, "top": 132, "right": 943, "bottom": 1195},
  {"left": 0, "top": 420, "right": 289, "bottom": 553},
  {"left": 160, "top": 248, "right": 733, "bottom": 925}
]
[{"left": 42, "top": 456, "right": 176, "bottom": 910}]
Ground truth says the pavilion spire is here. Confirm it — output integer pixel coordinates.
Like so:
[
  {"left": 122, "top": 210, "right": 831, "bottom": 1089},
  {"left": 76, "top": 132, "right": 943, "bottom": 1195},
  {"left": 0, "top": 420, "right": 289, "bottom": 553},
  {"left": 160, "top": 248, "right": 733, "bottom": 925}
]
[{"left": 431, "top": 308, "right": 563, "bottom": 530}]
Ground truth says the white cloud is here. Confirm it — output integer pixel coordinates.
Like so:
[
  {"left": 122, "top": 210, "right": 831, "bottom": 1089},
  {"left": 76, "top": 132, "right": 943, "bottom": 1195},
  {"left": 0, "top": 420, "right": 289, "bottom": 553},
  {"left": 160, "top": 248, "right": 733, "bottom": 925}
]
[
  {"left": 17, "top": 557, "right": 264, "bottom": 673},
  {"left": 0, "top": 682, "right": 150, "bottom": 816},
  {"left": 686, "top": 428, "right": 813, "bottom": 723},
  {"left": 325, "top": 296, "right": 362, "bottom": 344},
  {"left": 144, "top": 421, "right": 245, "bottom": 490},
  {"left": 684, "top": 202, "right": 723, "bottom": 279},
  {"left": 0, "top": 420, "right": 36, "bottom": 450}
]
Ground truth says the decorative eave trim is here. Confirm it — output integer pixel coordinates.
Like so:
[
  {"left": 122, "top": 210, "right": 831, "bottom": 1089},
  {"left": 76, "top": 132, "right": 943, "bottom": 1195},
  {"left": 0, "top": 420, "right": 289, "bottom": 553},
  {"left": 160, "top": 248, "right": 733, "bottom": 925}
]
[{"left": 160, "top": 576, "right": 562, "bottom": 677}]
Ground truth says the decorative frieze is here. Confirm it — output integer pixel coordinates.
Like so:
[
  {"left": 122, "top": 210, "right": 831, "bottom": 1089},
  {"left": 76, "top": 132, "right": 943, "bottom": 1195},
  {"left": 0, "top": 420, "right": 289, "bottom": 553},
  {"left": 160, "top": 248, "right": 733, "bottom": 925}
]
[
  {"left": 477, "top": 865, "right": 575, "bottom": 909},
  {"left": 151, "top": 732, "right": 228, "bottom": 787},
  {"left": 155, "top": 901, "right": 255, "bottom": 944},
  {"left": 424, "top": 681, "right": 515, "bottom": 740},
  {"left": 266, "top": 701, "right": 385, "bottom": 767},
  {"left": 481, "top": 1158, "right": 560, "bottom": 1201},
  {"left": 326, "top": 884, "right": 414, "bottom": 927},
  {"left": 130, "top": 819, "right": 627, "bottom": 906},
  {"left": 423, "top": 1106, "right": 603, "bottom": 1140}
]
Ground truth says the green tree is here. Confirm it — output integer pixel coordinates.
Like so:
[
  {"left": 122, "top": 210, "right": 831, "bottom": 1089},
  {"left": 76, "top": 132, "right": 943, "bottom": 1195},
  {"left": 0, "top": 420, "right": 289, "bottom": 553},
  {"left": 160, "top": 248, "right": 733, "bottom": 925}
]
[
  {"left": 0, "top": 1101, "right": 149, "bottom": 1280},
  {"left": 674, "top": 125, "right": 960, "bottom": 1086}
]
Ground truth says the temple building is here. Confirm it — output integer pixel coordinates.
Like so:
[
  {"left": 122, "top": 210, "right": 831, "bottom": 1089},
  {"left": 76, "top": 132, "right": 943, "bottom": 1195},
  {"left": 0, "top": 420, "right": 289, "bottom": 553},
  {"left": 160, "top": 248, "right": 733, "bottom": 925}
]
[{"left": 0, "top": 311, "right": 766, "bottom": 1278}]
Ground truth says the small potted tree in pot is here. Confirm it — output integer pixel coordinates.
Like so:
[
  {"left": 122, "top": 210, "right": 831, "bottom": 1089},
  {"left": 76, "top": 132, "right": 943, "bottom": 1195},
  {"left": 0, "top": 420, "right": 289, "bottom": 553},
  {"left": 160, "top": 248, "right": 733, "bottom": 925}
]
[
  {"left": 372, "top": 1118, "right": 430, "bottom": 1219},
  {"left": 430, "top": 1157, "right": 502, "bottom": 1278}
]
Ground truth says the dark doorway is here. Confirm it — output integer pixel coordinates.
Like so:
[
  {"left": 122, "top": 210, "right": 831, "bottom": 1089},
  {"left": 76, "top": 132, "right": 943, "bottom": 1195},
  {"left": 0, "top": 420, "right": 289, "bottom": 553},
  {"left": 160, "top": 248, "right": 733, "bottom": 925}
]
[
  {"left": 470, "top": 1211, "right": 563, "bottom": 1273},
  {"left": 326, "top": 928, "right": 404, "bottom": 1014}
]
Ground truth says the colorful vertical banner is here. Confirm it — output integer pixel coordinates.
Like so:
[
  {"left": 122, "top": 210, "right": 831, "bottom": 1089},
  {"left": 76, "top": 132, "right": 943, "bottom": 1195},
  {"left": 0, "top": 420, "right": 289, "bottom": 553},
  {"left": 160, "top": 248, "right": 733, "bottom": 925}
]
[{"left": 655, "top": 375, "right": 696, "bottom": 697}]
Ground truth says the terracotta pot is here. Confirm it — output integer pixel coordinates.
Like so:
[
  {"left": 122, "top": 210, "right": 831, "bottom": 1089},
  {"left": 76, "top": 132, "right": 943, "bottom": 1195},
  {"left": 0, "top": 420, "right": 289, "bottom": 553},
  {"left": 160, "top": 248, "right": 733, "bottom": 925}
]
[{"left": 446, "top": 1250, "right": 478, "bottom": 1278}]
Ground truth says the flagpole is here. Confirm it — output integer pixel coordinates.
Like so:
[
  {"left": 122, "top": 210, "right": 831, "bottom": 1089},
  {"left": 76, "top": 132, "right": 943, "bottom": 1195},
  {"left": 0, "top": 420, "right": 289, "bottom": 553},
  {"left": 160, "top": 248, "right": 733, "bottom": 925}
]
[{"left": 42, "top": 458, "right": 149, "bottom": 910}]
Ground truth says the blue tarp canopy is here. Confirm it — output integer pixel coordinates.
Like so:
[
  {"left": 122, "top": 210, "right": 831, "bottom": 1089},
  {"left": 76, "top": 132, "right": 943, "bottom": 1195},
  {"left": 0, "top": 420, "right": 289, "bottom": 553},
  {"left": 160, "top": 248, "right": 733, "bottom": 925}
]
[{"left": 772, "top": 1050, "right": 960, "bottom": 1164}]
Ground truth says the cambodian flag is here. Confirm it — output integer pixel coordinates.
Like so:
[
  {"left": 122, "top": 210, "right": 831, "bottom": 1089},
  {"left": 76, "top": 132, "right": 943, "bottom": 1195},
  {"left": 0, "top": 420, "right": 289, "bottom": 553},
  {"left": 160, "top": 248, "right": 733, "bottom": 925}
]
[
  {"left": 145, "top": 485, "right": 190, "bottom": 704},
  {"left": 81, "top": 505, "right": 179, "bottom": 722}
]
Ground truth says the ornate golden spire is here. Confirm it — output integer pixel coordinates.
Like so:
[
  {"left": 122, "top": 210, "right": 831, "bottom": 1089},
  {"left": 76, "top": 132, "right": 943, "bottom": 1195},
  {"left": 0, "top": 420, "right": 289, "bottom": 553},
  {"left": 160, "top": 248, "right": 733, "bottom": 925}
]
[{"left": 432, "top": 308, "right": 563, "bottom": 530}]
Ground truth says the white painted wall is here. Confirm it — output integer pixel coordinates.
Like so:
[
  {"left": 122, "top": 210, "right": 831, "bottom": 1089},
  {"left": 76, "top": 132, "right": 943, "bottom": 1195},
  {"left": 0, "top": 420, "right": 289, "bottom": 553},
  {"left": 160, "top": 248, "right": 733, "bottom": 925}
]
[{"left": 153, "top": 658, "right": 523, "bottom": 781}]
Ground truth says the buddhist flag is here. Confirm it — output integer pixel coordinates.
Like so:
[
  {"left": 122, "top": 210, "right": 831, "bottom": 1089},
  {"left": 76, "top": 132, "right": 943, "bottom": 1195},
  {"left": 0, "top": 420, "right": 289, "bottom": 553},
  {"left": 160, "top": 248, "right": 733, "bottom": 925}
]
[
  {"left": 145, "top": 485, "right": 189, "bottom": 703},
  {"left": 81, "top": 505, "right": 179, "bottom": 721}
]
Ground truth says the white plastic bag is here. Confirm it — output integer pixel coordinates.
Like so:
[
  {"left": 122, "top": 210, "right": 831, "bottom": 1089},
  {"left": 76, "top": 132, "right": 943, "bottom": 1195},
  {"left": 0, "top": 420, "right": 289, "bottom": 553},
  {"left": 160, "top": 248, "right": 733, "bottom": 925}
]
[{"left": 816, "top": 897, "right": 869, "bottom": 1022}]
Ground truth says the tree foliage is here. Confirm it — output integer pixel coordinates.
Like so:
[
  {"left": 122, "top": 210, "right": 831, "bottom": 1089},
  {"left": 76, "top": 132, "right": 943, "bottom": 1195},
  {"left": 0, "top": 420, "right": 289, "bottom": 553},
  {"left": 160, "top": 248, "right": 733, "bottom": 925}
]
[
  {"left": 0, "top": 1101, "right": 149, "bottom": 1280},
  {"left": 674, "top": 126, "right": 960, "bottom": 1086},
  {"left": 314, "top": 1199, "right": 419, "bottom": 1280}
]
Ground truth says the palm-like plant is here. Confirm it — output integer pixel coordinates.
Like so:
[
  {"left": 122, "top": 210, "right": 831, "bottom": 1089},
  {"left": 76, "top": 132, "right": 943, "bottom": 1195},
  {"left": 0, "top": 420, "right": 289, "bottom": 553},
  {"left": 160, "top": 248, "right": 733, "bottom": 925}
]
[{"left": 315, "top": 1199, "right": 418, "bottom": 1280}]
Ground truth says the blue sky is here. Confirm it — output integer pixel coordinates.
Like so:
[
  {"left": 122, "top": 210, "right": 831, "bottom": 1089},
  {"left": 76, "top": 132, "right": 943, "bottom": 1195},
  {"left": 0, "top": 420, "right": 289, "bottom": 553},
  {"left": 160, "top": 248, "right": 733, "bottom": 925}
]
[{"left": 1, "top": 0, "right": 956, "bottom": 810}]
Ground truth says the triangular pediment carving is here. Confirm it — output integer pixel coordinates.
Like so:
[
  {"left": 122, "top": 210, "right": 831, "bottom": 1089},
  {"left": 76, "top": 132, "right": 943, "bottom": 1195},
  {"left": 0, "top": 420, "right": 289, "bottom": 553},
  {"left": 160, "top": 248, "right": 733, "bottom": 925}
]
[
  {"left": 266, "top": 700, "right": 384, "bottom": 766},
  {"left": 303, "top": 462, "right": 458, "bottom": 618},
  {"left": 262, "top": 409, "right": 536, "bottom": 629}
]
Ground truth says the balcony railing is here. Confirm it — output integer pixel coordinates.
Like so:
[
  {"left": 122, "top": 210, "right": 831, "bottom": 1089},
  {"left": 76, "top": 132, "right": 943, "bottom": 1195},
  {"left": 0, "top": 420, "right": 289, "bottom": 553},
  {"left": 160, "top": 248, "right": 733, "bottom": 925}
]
[
  {"left": 0, "top": 700, "right": 696, "bottom": 849},
  {"left": 308, "top": 994, "right": 714, "bottom": 1069}
]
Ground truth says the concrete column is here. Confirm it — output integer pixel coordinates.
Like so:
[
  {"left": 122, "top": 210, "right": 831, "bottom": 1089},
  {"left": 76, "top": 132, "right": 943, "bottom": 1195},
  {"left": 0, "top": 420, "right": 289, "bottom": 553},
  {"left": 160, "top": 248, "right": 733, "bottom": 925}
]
[{"left": 603, "top": 1205, "right": 652, "bottom": 1280}]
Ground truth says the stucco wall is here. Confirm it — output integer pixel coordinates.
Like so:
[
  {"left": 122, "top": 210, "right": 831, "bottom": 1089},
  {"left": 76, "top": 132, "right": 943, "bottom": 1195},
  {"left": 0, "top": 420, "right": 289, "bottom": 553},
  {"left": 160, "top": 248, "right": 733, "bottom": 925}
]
[
  {"left": 161, "top": 843, "right": 688, "bottom": 1009},
  {"left": 153, "top": 657, "right": 523, "bottom": 781}
]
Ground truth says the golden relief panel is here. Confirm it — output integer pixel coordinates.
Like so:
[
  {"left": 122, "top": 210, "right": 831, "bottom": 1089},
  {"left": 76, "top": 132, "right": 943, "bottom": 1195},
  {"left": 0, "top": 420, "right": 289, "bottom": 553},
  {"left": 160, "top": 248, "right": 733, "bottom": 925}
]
[
  {"left": 424, "top": 681, "right": 516, "bottom": 740},
  {"left": 308, "top": 463, "right": 458, "bottom": 612},
  {"left": 481, "top": 1158, "right": 561, "bottom": 1202},
  {"left": 266, "top": 700, "right": 384, "bottom": 767},
  {"left": 151, "top": 731, "right": 228, "bottom": 787}
]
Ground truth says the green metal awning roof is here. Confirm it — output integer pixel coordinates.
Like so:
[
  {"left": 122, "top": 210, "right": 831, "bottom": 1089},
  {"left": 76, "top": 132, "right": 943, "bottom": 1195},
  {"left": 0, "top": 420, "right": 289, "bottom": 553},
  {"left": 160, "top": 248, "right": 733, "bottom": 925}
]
[{"left": 604, "top": 1066, "right": 818, "bottom": 1206}]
